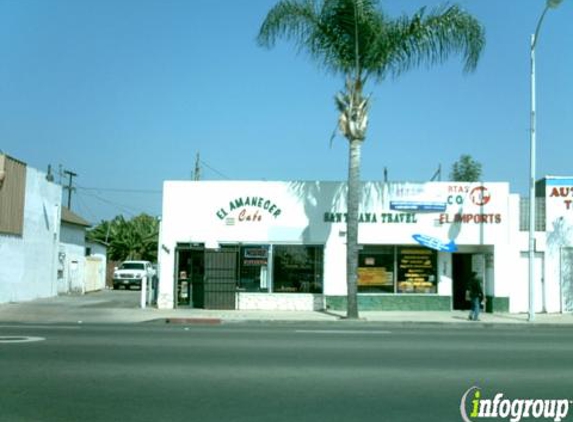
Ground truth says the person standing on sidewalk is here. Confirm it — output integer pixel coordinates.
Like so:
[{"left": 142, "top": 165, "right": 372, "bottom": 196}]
[{"left": 467, "top": 272, "right": 484, "bottom": 321}]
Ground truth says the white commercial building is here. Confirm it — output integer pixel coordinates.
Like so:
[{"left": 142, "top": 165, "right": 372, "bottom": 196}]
[
  {"left": 532, "top": 176, "right": 573, "bottom": 313},
  {"left": 158, "top": 180, "right": 543, "bottom": 313},
  {"left": 0, "top": 155, "right": 62, "bottom": 303},
  {"left": 0, "top": 154, "right": 105, "bottom": 303}
]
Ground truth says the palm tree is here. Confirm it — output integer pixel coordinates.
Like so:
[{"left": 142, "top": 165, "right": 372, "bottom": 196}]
[{"left": 257, "top": 0, "right": 485, "bottom": 319}]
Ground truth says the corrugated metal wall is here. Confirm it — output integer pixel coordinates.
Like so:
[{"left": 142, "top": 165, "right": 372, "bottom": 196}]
[{"left": 0, "top": 154, "right": 27, "bottom": 236}]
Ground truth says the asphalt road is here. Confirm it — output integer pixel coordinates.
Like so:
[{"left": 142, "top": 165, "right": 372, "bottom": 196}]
[{"left": 1, "top": 322, "right": 573, "bottom": 422}]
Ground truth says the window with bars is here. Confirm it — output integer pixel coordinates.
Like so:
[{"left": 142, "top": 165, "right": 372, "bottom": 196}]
[{"left": 519, "top": 197, "right": 546, "bottom": 231}]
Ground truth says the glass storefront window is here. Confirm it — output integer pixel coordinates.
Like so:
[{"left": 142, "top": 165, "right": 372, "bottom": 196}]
[
  {"left": 397, "top": 247, "right": 437, "bottom": 294},
  {"left": 237, "top": 245, "right": 269, "bottom": 292},
  {"left": 273, "top": 245, "right": 324, "bottom": 293},
  {"left": 358, "top": 246, "right": 395, "bottom": 293}
]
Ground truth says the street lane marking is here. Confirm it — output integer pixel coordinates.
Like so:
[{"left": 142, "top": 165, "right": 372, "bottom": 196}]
[
  {"left": 0, "top": 336, "right": 46, "bottom": 343},
  {"left": 295, "top": 330, "right": 392, "bottom": 335},
  {"left": 0, "top": 324, "right": 81, "bottom": 330}
]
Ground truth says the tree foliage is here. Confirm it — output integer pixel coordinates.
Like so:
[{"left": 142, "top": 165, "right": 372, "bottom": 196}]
[
  {"left": 258, "top": 0, "right": 485, "bottom": 318},
  {"left": 450, "top": 154, "right": 482, "bottom": 182},
  {"left": 87, "top": 214, "right": 159, "bottom": 262},
  {"left": 257, "top": 0, "right": 485, "bottom": 81}
]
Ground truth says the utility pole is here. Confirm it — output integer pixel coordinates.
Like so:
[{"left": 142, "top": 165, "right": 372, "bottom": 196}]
[
  {"left": 63, "top": 169, "right": 77, "bottom": 209},
  {"left": 193, "top": 152, "right": 201, "bottom": 181},
  {"left": 46, "top": 164, "right": 55, "bottom": 182}
]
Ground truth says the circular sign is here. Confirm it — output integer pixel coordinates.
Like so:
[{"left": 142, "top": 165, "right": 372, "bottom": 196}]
[{"left": 470, "top": 186, "right": 491, "bottom": 206}]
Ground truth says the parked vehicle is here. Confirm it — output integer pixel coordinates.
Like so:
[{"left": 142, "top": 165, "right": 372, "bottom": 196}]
[{"left": 113, "top": 260, "right": 156, "bottom": 290}]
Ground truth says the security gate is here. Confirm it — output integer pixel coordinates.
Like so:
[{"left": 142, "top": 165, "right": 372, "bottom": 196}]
[{"left": 203, "top": 249, "right": 238, "bottom": 310}]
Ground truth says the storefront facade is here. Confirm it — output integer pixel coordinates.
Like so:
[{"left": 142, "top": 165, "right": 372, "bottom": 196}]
[
  {"left": 531, "top": 176, "right": 573, "bottom": 313},
  {"left": 157, "top": 180, "right": 514, "bottom": 312}
]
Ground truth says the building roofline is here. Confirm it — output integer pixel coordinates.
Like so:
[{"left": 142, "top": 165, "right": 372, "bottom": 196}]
[{"left": 61, "top": 207, "right": 91, "bottom": 228}]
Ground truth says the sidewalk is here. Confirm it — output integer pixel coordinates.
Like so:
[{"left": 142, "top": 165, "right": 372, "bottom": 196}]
[{"left": 1, "top": 290, "right": 572, "bottom": 326}]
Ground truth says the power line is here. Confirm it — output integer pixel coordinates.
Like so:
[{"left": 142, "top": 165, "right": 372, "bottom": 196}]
[
  {"left": 74, "top": 191, "right": 99, "bottom": 224},
  {"left": 77, "top": 187, "right": 161, "bottom": 194},
  {"left": 77, "top": 189, "right": 141, "bottom": 218},
  {"left": 200, "top": 159, "right": 231, "bottom": 180}
]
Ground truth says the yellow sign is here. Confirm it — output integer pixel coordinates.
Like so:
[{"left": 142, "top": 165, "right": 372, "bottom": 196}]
[{"left": 358, "top": 267, "right": 393, "bottom": 286}]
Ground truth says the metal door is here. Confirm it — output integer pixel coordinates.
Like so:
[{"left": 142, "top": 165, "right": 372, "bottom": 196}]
[
  {"left": 203, "top": 249, "right": 238, "bottom": 310},
  {"left": 85, "top": 257, "right": 102, "bottom": 292}
]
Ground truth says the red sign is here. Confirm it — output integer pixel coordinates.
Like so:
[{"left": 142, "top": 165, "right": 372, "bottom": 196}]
[{"left": 470, "top": 186, "right": 491, "bottom": 206}]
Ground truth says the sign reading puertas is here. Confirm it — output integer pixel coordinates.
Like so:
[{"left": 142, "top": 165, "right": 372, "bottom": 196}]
[{"left": 216, "top": 196, "right": 282, "bottom": 224}]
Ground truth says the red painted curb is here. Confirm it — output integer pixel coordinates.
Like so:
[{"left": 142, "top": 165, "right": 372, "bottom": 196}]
[{"left": 165, "top": 318, "right": 222, "bottom": 325}]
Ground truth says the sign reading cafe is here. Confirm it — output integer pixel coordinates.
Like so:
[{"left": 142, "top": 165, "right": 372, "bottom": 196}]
[{"left": 216, "top": 196, "right": 282, "bottom": 223}]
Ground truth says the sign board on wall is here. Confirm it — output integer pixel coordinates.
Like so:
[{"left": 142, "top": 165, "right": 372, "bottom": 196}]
[
  {"left": 215, "top": 196, "right": 283, "bottom": 225},
  {"left": 412, "top": 234, "right": 457, "bottom": 252},
  {"left": 390, "top": 201, "right": 447, "bottom": 212},
  {"left": 545, "top": 178, "right": 573, "bottom": 227}
]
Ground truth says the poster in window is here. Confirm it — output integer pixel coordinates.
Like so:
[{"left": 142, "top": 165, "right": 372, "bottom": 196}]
[
  {"left": 358, "top": 267, "right": 393, "bottom": 287},
  {"left": 243, "top": 247, "right": 268, "bottom": 266},
  {"left": 397, "top": 248, "right": 437, "bottom": 293}
]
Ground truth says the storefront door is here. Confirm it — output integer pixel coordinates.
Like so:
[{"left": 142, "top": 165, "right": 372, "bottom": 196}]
[
  {"left": 453, "top": 253, "right": 486, "bottom": 311},
  {"left": 175, "top": 243, "right": 204, "bottom": 308},
  {"left": 453, "top": 254, "right": 472, "bottom": 310},
  {"left": 203, "top": 249, "right": 238, "bottom": 310}
]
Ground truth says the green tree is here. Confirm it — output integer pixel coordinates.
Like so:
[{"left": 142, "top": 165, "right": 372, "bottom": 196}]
[
  {"left": 87, "top": 214, "right": 159, "bottom": 262},
  {"left": 258, "top": 0, "right": 485, "bottom": 319},
  {"left": 450, "top": 154, "right": 482, "bottom": 182}
]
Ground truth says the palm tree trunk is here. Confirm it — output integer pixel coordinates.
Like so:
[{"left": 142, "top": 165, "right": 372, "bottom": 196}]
[{"left": 346, "top": 137, "right": 362, "bottom": 319}]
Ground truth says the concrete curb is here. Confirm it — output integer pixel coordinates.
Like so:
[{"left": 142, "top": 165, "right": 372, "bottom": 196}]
[
  {"left": 2, "top": 291, "right": 573, "bottom": 327},
  {"left": 138, "top": 315, "right": 573, "bottom": 330},
  {"left": 165, "top": 318, "right": 223, "bottom": 325}
]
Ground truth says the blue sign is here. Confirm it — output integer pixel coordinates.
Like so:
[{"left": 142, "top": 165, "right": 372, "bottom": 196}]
[
  {"left": 390, "top": 201, "right": 447, "bottom": 212},
  {"left": 412, "top": 234, "right": 457, "bottom": 252}
]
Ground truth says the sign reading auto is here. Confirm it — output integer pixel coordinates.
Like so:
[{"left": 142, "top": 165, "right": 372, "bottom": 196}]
[
  {"left": 216, "top": 196, "right": 282, "bottom": 223},
  {"left": 441, "top": 185, "right": 501, "bottom": 224},
  {"left": 549, "top": 186, "right": 573, "bottom": 211}
]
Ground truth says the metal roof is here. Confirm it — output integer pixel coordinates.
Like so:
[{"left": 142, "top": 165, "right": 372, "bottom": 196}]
[{"left": 61, "top": 207, "right": 91, "bottom": 228}]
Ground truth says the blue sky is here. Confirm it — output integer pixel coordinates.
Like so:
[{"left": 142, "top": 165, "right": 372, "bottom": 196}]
[{"left": 1, "top": 0, "right": 571, "bottom": 224}]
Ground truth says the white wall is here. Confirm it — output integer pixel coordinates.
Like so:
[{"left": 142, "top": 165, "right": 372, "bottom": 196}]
[
  {"left": 0, "top": 166, "right": 61, "bottom": 303},
  {"left": 159, "top": 180, "right": 514, "bottom": 309},
  {"left": 542, "top": 177, "right": 573, "bottom": 313},
  {"left": 511, "top": 178, "right": 573, "bottom": 314},
  {"left": 86, "top": 241, "right": 107, "bottom": 291},
  {"left": 59, "top": 223, "right": 87, "bottom": 294}
]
